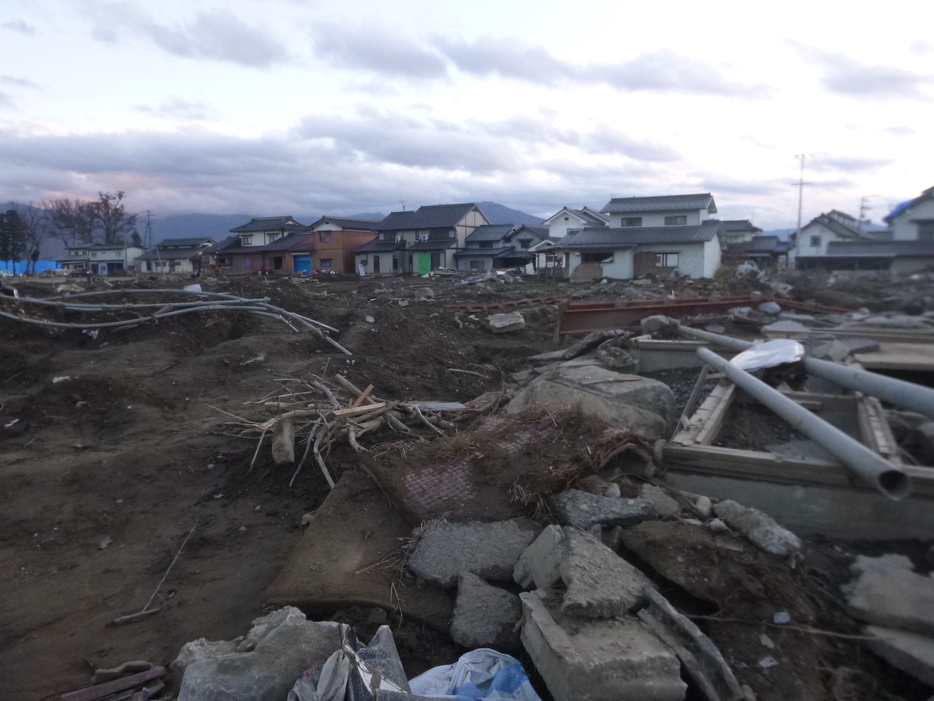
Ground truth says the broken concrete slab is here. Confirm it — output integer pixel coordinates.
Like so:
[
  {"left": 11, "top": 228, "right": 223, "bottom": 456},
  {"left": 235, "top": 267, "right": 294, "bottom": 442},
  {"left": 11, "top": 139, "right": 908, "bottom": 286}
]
[
  {"left": 596, "top": 346, "right": 637, "bottom": 371},
  {"left": 641, "top": 315, "right": 679, "bottom": 335},
  {"left": 846, "top": 566, "right": 934, "bottom": 636},
  {"left": 637, "top": 588, "right": 743, "bottom": 701},
  {"left": 851, "top": 554, "right": 915, "bottom": 575},
  {"left": 639, "top": 484, "right": 681, "bottom": 519},
  {"left": 865, "top": 625, "right": 934, "bottom": 687},
  {"left": 505, "top": 365, "right": 674, "bottom": 441},
  {"left": 488, "top": 312, "right": 525, "bottom": 333},
  {"left": 811, "top": 340, "right": 850, "bottom": 362},
  {"left": 450, "top": 573, "right": 522, "bottom": 651},
  {"left": 519, "top": 590, "right": 686, "bottom": 701},
  {"left": 561, "top": 330, "right": 624, "bottom": 360},
  {"left": 174, "top": 607, "right": 342, "bottom": 701},
  {"left": 549, "top": 489, "right": 659, "bottom": 530},
  {"left": 762, "top": 320, "right": 811, "bottom": 335},
  {"left": 712, "top": 500, "right": 801, "bottom": 556},
  {"left": 408, "top": 519, "right": 542, "bottom": 588},
  {"left": 514, "top": 525, "right": 654, "bottom": 618}
]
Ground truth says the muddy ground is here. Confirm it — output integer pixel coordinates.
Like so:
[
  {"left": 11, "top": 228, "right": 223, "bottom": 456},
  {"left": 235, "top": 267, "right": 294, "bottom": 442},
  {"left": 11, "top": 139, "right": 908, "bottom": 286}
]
[{"left": 1, "top": 270, "right": 932, "bottom": 700}]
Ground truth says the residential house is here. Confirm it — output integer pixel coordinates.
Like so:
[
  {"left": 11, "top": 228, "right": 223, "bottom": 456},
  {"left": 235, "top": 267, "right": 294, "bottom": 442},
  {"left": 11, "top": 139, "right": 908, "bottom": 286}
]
[
  {"left": 354, "top": 203, "right": 489, "bottom": 275},
  {"left": 557, "top": 193, "right": 723, "bottom": 281},
  {"left": 793, "top": 210, "right": 886, "bottom": 268},
  {"left": 55, "top": 243, "right": 144, "bottom": 274},
  {"left": 137, "top": 237, "right": 217, "bottom": 275},
  {"left": 719, "top": 219, "right": 763, "bottom": 247},
  {"left": 453, "top": 224, "right": 549, "bottom": 272},
  {"left": 541, "top": 207, "right": 608, "bottom": 238},
  {"left": 304, "top": 217, "right": 379, "bottom": 273},
  {"left": 217, "top": 217, "right": 316, "bottom": 274},
  {"left": 723, "top": 235, "right": 790, "bottom": 268},
  {"left": 806, "top": 187, "right": 934, "bottom": 274}
]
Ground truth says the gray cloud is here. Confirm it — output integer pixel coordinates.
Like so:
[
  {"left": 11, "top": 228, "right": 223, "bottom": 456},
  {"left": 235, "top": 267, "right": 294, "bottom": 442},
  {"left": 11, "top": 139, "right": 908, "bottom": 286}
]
[
  {"left": 792, "top": 44, "right": 932, "bottom": 99},
  {"left": 581, "top": 125, "right": 680, "bottom": 162},
  {"left": 90, "top": 3, "right": 292, "bottom": 68},
  {"left": 312, "top": 25, "right": 447, "bottom": 79},
  {"left": 310, "top": 28, "right": 766, "bottom": 97},
  {"left": 810, "top": 156, "right": 893, "bottom": 173},
  {"left": 696, "top": 173, "right": 787, "bottom": 198},
  {"left": 0, "top": 91, "right": 14, "bottom": 109},
  {"left": 2, "top": 19, "right": 37, "bottom": 35},
  {"left": 1, "top": 75, "right": 41, "bottom": 90},
  {"left": 135, "top": 98, "right": 216, "bottom": 121}
]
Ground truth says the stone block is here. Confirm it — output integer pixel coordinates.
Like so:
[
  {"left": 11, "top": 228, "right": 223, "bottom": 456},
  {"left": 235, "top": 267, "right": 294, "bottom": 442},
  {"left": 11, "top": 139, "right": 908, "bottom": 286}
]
[
  {"left": 488, "top": 312, "right": 525, "bottom": 333},
  {"left": 408, "top": 519, "right": 542, "bottom": 588},
  {"left": 519, "top": 590, "right": 686, "bottom": 701},
  {"left": 450, "top": 573, "right": 522, "bottom": 651},
  {"left": 514, "top": 525, "right": 654, "bottom": 619},
  {"left": 175, "top": 607, "right": 341, "bottom": 701},
  {"left": 758, "top": 301, "right": 781, "bottom": 315},
  {"left": 865, "top": 625, "right": 934, "bottom": 687},
  {"left": 638, "top": 484, "right": 681, "bottom": 519},
  {"left": 846, "top": 566, "right": 934, "bottom": 636},
  {"left": 712, "top": 500, "right": 801, "bottom": 556},
  {"left": 505, "top": 365, "right": 674, "bottom": 441},
  {"left": 550, "top": 489, "right": 658, "bottom": 530}
]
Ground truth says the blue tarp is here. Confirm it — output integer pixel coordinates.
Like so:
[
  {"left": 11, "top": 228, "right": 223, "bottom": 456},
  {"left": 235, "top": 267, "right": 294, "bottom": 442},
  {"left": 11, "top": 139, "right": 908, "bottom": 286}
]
[{"left": 0, "top": 260, "right": 60, "bottom": 274}]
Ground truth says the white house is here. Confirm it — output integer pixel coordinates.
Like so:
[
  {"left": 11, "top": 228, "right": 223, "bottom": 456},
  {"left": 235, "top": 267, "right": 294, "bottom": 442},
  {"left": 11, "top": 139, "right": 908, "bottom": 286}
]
[
  {"left": 719, "top": 219, "right": 762, "bottom": 247},
  {"left": 230, "top": 216, "right": 307, "bottom": 247},
  {"left": 885, "top": 185, "right": 934, "bottom": 241},
  {"left": 541, "top": 206, "right": 608, "bottom": 238},
  {"left": 55, "top": 243, "right": 144, "bottom": 274},
  {"left": 354, "top": 203, "right": 489, "bottom": 275},
  {"left": 557, "top": 194, "right": 723, "bottom": 281},
  {"left": 793, "top": 210, "right": 884, "bottom": 267},
  {"left": 138, "top": 237, "right": 217, "bottom": 274}
]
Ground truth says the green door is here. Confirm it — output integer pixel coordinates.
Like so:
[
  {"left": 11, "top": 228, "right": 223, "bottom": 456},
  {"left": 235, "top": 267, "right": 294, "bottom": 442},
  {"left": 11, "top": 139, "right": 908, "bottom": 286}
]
[{"left": 418, "top": 252, "right": 431, "bottom": 275}]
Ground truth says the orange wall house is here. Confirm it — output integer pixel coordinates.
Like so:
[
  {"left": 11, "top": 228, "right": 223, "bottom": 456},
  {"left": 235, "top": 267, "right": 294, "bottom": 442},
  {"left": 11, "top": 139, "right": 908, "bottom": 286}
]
[{"left": 306, "top": 217, "right": 380, "bottom": 273}]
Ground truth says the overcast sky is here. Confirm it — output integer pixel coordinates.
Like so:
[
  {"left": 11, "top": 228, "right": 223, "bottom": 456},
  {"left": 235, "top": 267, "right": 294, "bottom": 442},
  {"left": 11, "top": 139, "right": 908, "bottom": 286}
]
[{"left": 1, "top": 0, "right": 931, "bottom": 228}]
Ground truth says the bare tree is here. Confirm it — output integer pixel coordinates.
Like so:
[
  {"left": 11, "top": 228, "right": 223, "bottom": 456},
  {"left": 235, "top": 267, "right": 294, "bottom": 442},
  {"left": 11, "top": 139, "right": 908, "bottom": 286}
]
[
  {"left": 0, "top": 210, "right": 29, "bottom": 271},
  {"left": 94, "top": 191, "right": 139, "bottom": 245},
  {"left": 10, "top": 202, "right": 53, "bottom": 274},
  {"left": 44, "top": 198, "right": 97, "bottom": 246}
]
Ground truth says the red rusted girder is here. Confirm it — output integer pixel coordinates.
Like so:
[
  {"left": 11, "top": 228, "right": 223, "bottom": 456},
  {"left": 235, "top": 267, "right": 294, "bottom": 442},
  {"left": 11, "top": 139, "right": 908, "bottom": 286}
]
[
  {"left": 447, "top": 295, "right": 563, "bottom": 311},
  {"left": 554, "top": 296, "right": 852, "bottom": 342}
]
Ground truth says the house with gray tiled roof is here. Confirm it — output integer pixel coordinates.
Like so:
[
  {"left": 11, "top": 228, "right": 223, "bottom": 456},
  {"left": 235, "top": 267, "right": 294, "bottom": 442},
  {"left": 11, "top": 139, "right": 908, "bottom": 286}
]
[
  {"left": 541, "top": 206, "right": 608, "bottom": 238},
  {"left": 719, "top": 219, "right": 763, "bottom": 246},
  {"left": 884, "top": 185, "right": 934, "bottom": 242},
  {"left": 305, "top": 216, "right": 379, "bottom": 273},
  {"left": 554, "top": 193, "right": 723, "bottom": 281},
  {"left": 354, "top": 203, "right": 489, "bottom": 275},
  {"left": 138, "top": 236, "right": 217, "bottom": 274},
  {"left": 453, "top": 224, "right": 551, "bottom": 272},
  {"left": 792, "top": 210, "right": 889, "bottom": 267}
]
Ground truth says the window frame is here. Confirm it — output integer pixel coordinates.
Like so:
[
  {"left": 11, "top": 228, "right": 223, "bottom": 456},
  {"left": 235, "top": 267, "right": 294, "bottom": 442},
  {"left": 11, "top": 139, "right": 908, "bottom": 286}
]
[
  {"left": 655, "top": 252, "right": 679, "bottom": 268},
  {"left": 810, "top": 235, "right": 821, "bottom": 248},
  {"left": 319, "top": 231, "right": 332, "bottom": 243},
  {"left": 621, "top": 217, "right": 642, "bottom": 227},
  {"left": 664, "top": 215, "right": 687, "bottom": 226}
]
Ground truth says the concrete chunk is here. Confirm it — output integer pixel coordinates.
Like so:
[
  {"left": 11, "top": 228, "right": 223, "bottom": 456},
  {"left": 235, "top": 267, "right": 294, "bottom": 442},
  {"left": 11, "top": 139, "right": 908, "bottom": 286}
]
[
  {"left": 846, "top": 566, "right": 934, "bottom": 636},
  {"left": 408, "top": 519, "right": 542, "bottom": 588},
  {"left": 550, "top": 489, "right": 659, "bottom": 530},
  {"left": 450, "top": 573, "right": 522, "bottom": 651},
  {"left": 488, "top": 312, "right": 525, "bottom": 333},
  {"left": 519, "top": 590, "right": 686, "bottom": 701},
  {"left": 174, "top": 607, "right": 341, "bottom": 701},
  {"left": 638, "top": 484, "right": 682, "bottom": 519},
  {"left": 712, "top": 500, "right": 801, "bottom": 556},
  {"left": 865, "top": 625, "right": 934, "bottom": 687},
  {"left": 514, "top": 525, "right": 654, "bottom": 618}
]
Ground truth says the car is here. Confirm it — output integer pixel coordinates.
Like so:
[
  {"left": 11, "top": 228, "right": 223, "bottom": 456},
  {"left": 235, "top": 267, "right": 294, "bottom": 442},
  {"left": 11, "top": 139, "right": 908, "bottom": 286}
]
[{"left": 67, "top": 269, "right": 93, "bottom": 278}]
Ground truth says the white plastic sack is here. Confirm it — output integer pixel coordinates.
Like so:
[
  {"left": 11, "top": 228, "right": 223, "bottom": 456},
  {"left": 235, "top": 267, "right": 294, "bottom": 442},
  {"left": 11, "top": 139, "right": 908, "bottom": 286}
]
[
  {"left": 729, "top": 339, "right": 805, "bottom": 371},
  {"left": 288, "top": 650, "right": 350, "bottom": 701},
  {"left": 183, "top": 284, "right": 202, "bottom": 292},
  {"left": 408, "top": 649, "right": 541, "bottom": 701}
]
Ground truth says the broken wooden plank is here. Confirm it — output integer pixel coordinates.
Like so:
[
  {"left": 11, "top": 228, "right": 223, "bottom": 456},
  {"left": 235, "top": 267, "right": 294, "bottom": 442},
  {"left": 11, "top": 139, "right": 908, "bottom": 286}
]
[{"left": 332, "top": 402, "right": 387, "bottom": 417}]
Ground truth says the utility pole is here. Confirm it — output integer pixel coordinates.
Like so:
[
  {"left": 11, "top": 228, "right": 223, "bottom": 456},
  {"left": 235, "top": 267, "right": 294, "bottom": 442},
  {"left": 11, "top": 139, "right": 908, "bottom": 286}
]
[
  {"left": 791, "top": 154, "right": 813, "bottom": 241},
  {"left": 858, "top": 195, "right": 878, "bottom": 231}
]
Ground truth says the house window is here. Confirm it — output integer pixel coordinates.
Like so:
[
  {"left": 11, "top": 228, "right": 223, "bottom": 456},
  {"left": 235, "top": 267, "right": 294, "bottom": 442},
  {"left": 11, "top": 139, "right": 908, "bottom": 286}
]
[
  {"left": 240, "top": 235, "right": 253, "bottom": 246},
  {"left": 470, "top": 260, "right": 486, "bottom": 271},
  {"left": 917, "top": 221, "right": 934, "bottom": 241},
  {"left": 381, "top": 233, "right": 395, "bottom": 242},
  {"left": 810, "top": 235, "right": 821, "bottom": 247},
  {"left": 622, "top": 217, "right": 642, "bottom": 227},
  {"left": 518, "top": 239, "right": 532, "bottom": 249},
  {"left": 267, "top": 233, "right": 280, "bottom": 243},
  {"left": 392, "top": 256, "right": 399, "bottom": 270},
  {"left": 320, "top": 259, "right": 332, "bottom": 267},
  {"left": 359, "top": 257, "right": 368, "bottom": 266},
  {"left": 479, "top": 241, "right": 494, "bottom": 249},
  {"left": 319, "top": 232, "right": 332, "bottom": 243},
  {"left": 664, "top": 216, "right": 687, "bottom": 226},
  {"left": 582, "top": 252, "right": 613, "bottom": 263},
  {"left": 655, "top": 253, "right": 679, "bottom": 268}
]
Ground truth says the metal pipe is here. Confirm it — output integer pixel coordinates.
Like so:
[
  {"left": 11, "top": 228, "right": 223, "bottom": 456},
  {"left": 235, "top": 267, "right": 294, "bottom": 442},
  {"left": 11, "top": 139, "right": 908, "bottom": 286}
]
[
  {"left": 695, "top": 346, "right": 911, "bottom": 500},
  {"left": 679, "top": 324, "right": 934, "bottom": 420}
]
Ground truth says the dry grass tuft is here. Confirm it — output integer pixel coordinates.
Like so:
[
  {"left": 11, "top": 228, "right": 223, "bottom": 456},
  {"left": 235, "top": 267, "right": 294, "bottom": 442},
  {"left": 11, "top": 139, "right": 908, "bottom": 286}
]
[{"left": 430, "top": 431, "right": 477, "bottom": 461}]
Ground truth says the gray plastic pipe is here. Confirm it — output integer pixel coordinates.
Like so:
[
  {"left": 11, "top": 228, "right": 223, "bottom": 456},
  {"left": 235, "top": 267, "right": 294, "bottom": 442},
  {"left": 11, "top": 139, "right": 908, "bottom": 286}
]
[
  {"left": 679, "top": 324, "right": 934, "bottom": 420},
  {"left": 695, "top": 346, "right": 911, "bottom": 500}
]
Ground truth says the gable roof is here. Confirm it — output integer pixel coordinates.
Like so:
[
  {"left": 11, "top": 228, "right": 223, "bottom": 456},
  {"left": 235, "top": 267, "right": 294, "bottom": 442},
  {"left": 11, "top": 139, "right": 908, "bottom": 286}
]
[
  {"left": 511, "top": 224, "right": 550, "bottom": 239},
  {"left": 721, "top": 219, "right": 763, "bottom": 234},
  {"left": 218, "top": 232, "right": 315, "bottom": 253},
  {"left": 465, "top": 224, "right": 516, "bottom": 243},
  {"left": 542, "top": 206, "right": 609, "bottom": 227},
  {"left": 558, "top": 220, "right": 723, "bottom": 248},
  {"left": 803, "top": 213, "right": 873, "bottom": 240},
  {"left": 376, "top": 203, "right": 482, "bottom": 231},
  {"left": 884, "top": 186, "right": 934, "bottom": 224},
  {"left": 230, "top": 216, "right": 306, "bottom": 233},
  {"left": 307, "top": 216, "right": 381, "bottom": 230},
  {"left": 601, "top": 193, "right": 717, "bottom": 214},
  {"left": 159, "top": 237, "right": 216, "bottom": 247}
]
